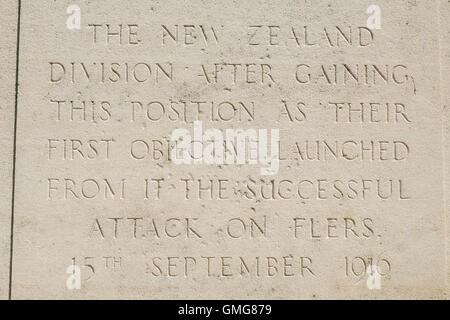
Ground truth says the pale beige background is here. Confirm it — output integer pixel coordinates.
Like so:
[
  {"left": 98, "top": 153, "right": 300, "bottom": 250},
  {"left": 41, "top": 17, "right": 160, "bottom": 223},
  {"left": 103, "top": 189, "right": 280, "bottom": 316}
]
[
  {"left": 0, "top": 0, "right": 448, "bottom": 299},
  {"left": 440, "top": 0, "right": 450, "bottom": 294}
]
